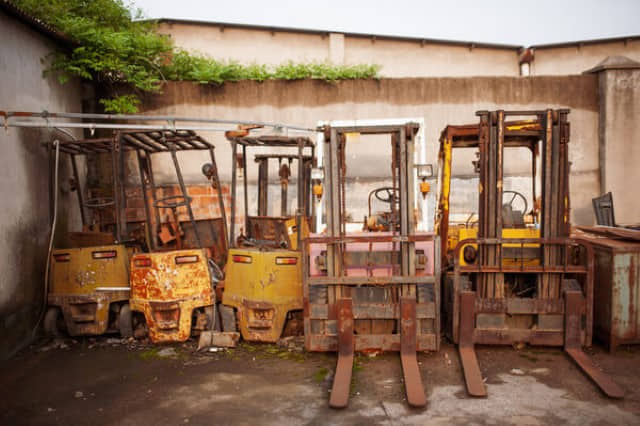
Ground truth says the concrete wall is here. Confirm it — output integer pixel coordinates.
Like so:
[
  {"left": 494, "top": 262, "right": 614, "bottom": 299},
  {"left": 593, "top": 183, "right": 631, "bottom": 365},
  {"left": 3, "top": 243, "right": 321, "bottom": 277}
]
[
  {"left": 157, "top": 21, "right": 521, "bottom": 77},
  {"left": 532, "top": 39, "right": 640, "bottom": 76},
  {"left": 0, "top": 10, "right": 83, "bottom": 359},
  {"left": 138, "top": 76, "right": 600, "bottom": 228},
  {"left": 343, "top": 37, "right": 518, "bottom": 77},
  {"left": 157, "top": 21, "right": 640, "bottom": 78},
  {"left": 594, "top": 65, "right": 640, "bottom": 224}
]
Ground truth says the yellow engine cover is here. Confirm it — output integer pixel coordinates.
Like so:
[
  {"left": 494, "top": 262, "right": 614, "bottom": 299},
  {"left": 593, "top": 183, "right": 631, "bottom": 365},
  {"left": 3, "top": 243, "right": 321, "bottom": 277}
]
[
  {"left": 129, "top": 249, "right": 213, "bottom": 343},
  {"left": 48, "top": 244, "right": 130, "bottom": 336},
  {"left": 50, "top": 245, "right": 129, "bottom": 294},
  {"left": 223, "top": 248, "right": 302, "bottom": 342},
  {"left": 457, "top": 227, "right": 541, "bottom": 266}
]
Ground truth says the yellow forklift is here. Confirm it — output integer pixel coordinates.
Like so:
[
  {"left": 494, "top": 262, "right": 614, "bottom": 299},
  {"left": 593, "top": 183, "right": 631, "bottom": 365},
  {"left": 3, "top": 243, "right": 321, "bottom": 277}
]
[
  {"left": 45, "top": 134, "right": 140, "bottom": 337},
  {"left": 437, "top": 110, "right": 623, "bottom": 398},
  {"left": 221, "top": 133, "right": 315, "bottom": 343},
  {"left": 128, "top": 130, "right": 233, "bottom": 344}
]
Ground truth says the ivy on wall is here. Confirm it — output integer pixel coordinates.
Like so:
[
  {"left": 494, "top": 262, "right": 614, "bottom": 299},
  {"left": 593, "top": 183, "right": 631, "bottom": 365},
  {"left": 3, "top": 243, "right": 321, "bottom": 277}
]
[{"left": 14, "top": 0, "right": 380, "bottom": 113}]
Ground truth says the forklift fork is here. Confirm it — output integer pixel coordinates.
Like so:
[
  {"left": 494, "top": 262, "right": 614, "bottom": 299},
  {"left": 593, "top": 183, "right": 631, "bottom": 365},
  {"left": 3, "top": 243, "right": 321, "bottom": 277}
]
[
  {"left": 329, "top": 298, "right": 354, "bottom": 408},
  {"left": 458, "top": 290, "right": 623, "bottom": 399},
  {"left": 563, "top": 290, "right": 624, "bottom": 398},
  {"left": 400, "top": 297, "right": 428, "bottom": 407},
  {"left": 330, "top": 297, "right": 428, "bottom": 408},
  {"left": 458, "top": 291, "right": 487, "bottom": 397}
]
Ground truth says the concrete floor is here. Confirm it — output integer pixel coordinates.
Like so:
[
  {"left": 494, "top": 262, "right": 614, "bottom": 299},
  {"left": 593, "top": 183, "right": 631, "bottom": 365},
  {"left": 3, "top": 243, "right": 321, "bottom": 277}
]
[{"left": 1, "top": 337, "right": 639, "bottom": 425}]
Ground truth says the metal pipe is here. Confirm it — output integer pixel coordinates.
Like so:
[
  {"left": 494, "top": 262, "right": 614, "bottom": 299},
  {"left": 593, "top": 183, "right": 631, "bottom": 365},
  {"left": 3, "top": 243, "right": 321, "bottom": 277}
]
[
  {"left": 1, "top": 110, "right": 315, "bottom": 132},
  {"left": 111, "top": 132, "right": 122, "bottom": 241},
  {"left": 242, "top": 144, "right": 249, "bottom": 234},
  {"left": 70, "top": 154, "right": 86, "bottom": 227},
  {"left": 208, "top": 147, "right": 229, "bottom": 259},
  {"left": 169, "top": 144, "right": 203, "bottom": 248},
  {"left": 136, "top": 149, "right": 155, "bottom": 250},
  {"left": 230, "top": 141, "right": 237, "bottom": 247}
]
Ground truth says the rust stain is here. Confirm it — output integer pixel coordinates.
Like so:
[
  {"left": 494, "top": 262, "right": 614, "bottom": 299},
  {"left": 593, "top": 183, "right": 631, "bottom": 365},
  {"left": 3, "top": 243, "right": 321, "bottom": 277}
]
[{"left": 130, "top": 248, "right": 214, "bottom": 343}]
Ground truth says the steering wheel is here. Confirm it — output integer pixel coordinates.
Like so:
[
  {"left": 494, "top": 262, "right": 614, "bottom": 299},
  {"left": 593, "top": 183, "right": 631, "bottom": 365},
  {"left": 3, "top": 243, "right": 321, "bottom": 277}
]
[
  {"left": 503, "top": 190, "right": 528, "bottom": 214},
  {"left": 153, "top": 195, "right": 191, "bottom": 209},
  {"left": 84, "top": 197, "right": 115, "bottom": 209},
  {"left": 374, "top": 187, "right": 399, "bottom": 204}
]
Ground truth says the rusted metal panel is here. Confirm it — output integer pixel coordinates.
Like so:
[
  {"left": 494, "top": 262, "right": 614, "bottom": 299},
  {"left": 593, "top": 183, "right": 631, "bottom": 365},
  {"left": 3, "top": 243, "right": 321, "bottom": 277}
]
[
  {"left": 475, "top": 298, "right": 565, "bottom": 314},
  {"left": 306, "top": 333, "right": 437, "bottom": 352},
  {"left": 307, "top": 302, "right": 435, "bottom": 319},
  {"left": 583, "top": 235, "right": 640, "bottom": 351},
  {"left": 129, "top": 249, "right": 213, "bottom": 343}
]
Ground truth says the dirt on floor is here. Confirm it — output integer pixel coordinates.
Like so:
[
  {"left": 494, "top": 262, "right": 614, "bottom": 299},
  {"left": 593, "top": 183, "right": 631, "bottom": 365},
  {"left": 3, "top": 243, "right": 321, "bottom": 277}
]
[{"left": 1, "top": 336, "right": 639, "bottom": 425}]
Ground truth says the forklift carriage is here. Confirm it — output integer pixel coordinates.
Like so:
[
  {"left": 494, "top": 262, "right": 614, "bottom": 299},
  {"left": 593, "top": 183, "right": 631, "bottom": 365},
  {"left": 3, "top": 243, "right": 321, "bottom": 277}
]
[
  {"left": 437, "top": 110, "right": 623, "bottom": 399},
  {"left": 303, "top": 123, "right": 440, "bottom": 408}
]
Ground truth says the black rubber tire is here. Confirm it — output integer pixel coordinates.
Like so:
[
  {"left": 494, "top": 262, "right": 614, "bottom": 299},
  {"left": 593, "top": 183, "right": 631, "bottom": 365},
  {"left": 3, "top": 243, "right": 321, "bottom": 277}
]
[
  {"left": 118, "top": 304, "right": 133, "bottom": 338},
  {"left": 43, "top": 306, "right": 64, "bottom": 337},
  {"left": 219, "top": 305, "right": 237, "bottom": 332}
]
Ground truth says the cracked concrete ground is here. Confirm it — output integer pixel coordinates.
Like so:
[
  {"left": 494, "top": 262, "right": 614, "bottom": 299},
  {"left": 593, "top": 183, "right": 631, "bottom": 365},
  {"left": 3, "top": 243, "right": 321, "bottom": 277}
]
[{"left": 1, "top": 338, "right": 639, "bottom": 425}]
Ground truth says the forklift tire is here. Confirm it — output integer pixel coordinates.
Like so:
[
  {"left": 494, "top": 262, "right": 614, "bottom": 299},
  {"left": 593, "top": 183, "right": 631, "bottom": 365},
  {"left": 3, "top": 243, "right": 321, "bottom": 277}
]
[
  {"left": 219, "top": 305, "right": 237, "bottom": 332},
  {"left": 118, "top": 304, "right": 133, "bottom": 338},
  {"left": 44, "top": 306, "right": 64, "bottom": 337}
]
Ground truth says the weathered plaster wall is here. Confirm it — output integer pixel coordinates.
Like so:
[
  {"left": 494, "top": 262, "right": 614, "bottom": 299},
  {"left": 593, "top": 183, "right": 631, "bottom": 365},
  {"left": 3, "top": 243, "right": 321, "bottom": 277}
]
[
  {"left": 596, "top": 66, "right": 640, "bottom": 224},
  {"left": 156, "top": 21, "right": 520, "bottom": 77},
  {"left": 532, "top": 40, "right": 640, "bottom": 76},
  {"left": 0, "top": 10, "right": 83, "bottom": 359},
  {"left": 138, "top": 76, "right": 600, "bottom": 227}
]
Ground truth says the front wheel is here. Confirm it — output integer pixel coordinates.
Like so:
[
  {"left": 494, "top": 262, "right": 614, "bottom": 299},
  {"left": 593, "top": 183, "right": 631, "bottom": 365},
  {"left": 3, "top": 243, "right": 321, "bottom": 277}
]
[
  {"left": 118, "top": 304, "right": 133, "bottom": 338},
  {"left": 43, "top": 306, "right": 64, "bottom": 337}
]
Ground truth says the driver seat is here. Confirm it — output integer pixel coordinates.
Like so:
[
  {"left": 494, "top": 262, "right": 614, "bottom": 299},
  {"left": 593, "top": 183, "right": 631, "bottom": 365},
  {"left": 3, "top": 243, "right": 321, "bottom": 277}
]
[{"left": 502, "top": 204, "right": 525, "bottom": 228}]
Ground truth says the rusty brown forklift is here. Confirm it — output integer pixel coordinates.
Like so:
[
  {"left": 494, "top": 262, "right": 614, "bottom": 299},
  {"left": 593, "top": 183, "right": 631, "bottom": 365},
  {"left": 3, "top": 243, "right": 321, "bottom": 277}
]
[
  {"left": 303, "top": 122, "right": 440, "bottom": 408},
  {"left": 438, "top": 109, "right": 623, "bottom": 398},
  {"left": 128, "top": 130, "right": 232, "bottom": 344}
]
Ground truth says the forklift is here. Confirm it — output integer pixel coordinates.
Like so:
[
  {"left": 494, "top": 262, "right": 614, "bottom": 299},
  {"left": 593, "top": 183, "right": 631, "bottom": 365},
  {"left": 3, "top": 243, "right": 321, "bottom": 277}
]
[
  {"left": 45, "top": 134, "right": 138, "bottom": 337},
  {"left": 128, "top": 130, "right": 233, "bottom": 344},
  {"left": 221, "top": 132, "right": 315, "bottom": 343},
  {"left": 437, "top": 109, "right": 623, "bottom": 398},
  {"left": 303, "top": 122, "right": 439, "bottom": 408}
]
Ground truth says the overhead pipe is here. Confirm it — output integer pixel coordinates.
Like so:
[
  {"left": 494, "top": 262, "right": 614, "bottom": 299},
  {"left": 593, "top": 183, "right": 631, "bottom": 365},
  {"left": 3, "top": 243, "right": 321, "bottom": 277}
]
[{"left": 0, "top": 110, "right": 315, "bottom": 133}]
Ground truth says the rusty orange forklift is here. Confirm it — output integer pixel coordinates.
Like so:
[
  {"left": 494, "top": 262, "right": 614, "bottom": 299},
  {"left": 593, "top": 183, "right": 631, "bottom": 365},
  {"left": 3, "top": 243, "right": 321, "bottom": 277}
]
[
  {"left": 45, "top": 134, "right": 140, "bottom": 337},
  {"left": 438, "top": 110, "right": 623, "bottom": 398},
  {"left": 303, "top": 123, "right": 440, "bottom": 408},
  {"left": 221, "top": 133, "right": 315, "bottom": 342},
  {"left": 127, "top": 130, "right": 233, "bottom": 344}
]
